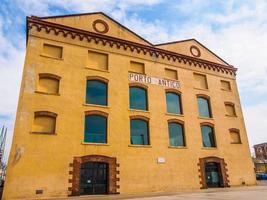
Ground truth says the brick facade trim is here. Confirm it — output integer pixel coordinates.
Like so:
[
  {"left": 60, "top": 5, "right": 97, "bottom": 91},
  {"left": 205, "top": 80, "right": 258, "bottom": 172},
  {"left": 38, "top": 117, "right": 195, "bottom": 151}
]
[{"left": 69, "top": 155, "right": 119, "bottom": 196}]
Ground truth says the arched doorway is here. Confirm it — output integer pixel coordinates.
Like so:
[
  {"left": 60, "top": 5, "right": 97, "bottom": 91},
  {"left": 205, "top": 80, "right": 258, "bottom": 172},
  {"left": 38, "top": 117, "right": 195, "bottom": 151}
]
[
  {"left": 205, "top": 162, "right": 222, "bottom": 188},
  {"left": 80, "top": 162, "right": 108, "bottom": 195},
  {"left": 69, "top": 155, "right": 119, "bottom": 196},
  {"left": 198, "top": 156, "right": 229, "bottom": 189}
]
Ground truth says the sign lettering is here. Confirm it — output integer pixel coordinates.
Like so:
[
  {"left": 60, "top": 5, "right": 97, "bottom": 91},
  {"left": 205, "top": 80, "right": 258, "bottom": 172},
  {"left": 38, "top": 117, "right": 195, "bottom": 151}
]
[{"left": 129, "top": 72, "right": 180, "bottom": 89}]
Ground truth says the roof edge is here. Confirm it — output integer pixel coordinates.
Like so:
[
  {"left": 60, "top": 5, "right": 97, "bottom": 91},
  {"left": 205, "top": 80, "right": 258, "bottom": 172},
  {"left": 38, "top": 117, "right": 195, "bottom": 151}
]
[
  {"left": 155, "top": 38, "right": 230, "bottom": 66},
  {"left": 36, "top": 12, "right": 154, "bottom": 46}
]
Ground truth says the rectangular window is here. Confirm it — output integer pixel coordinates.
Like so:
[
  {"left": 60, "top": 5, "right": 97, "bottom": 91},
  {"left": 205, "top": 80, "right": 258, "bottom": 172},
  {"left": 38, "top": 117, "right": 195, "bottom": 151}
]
[
  {"left": 221, "top": 80, "right": 231, "bottom": 91},
  {"left": 194, "top": 73, "right": 208, "bottom": 89},
  {"left": 130, "top": 119, "right": 149, "bottom": 145},
  {"left": 84, "top": 115, "right": 107, "bottom": 143},
  {"left": 166, "top": 92, "right": 182, "bottom": 114},
  {"left": 43, "top": 43, "right": 63, "bottom": 59},
  {"left": 168, "top": 122, "right": 185, "bottom": 147},
  {"left": 198, "top": 97, "right": 212, "bottom": 118},
  {"left": 86, "top": 80, "right": 108, "bottom": 106},
  {"left": 129, "top": 87, "right": 148, "bottom": 110},
  {"left": 88, "top": 51, "right": 108, "bottom": 70},
  {"left": 165, "top": 68, "right": 178, "bottom": 80},
  {"left": 225, "top": 103, "right": 236, "bottom": 116},
  {"left": 130, "top": 61, "right": 144, "bottom": 74},
  {"left": 38, "top": 74, "right": 60, "bottom": 94},
  {"left": 230, "top": 130, "right": 241, "bottom": 144}
]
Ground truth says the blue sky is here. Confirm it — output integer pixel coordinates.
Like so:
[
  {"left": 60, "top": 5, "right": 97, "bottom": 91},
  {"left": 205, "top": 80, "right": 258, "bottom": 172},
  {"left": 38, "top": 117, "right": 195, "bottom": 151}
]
[{"left": 1, "top": 0, "right": 267, "bottom": 158}]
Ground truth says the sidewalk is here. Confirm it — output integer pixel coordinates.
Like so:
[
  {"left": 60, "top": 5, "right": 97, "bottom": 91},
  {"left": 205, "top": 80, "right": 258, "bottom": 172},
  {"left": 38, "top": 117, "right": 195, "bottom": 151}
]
[{"left": 41, "top": 184, "right": 267, "bottom": 200}]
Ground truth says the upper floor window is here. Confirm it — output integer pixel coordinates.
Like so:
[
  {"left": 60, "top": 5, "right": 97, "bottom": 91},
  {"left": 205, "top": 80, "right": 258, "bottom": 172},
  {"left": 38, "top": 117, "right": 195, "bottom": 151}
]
[
  {"left": 37, "top": 73, "right": 60, "bottom": 95},
  {"left": 32, "top": 111, "right": 57, "bottom": 134},
  {"left": 168, "top": 121, "right": 185, "bottom": 147},
  {"left": 221, "top": 80, "right": 231, "bottom": 91},
  {"left": 130, "top": 118, "right": 149, "bottom": 145},
  {"left": 86, "top": 79, "right": 107, "bottom": 106},
  {"left": 197, "top": 96, "right": 212, "bottom": 118},
  {"left": 43, "top": 43, "right": 63, "bottom": 59},
  {"left": 194, "top": 73, "right": 208, "bottom": 89},
  {"left": 225, "top": 102, "right": 236, "bottom": 117},
  {"left": 166, "top": 92, "right": 182, "bottom": 114},
  {"left": 129, "top": 86, "right": 148, "bottom": 110},
  {"left": 130, "top": 61, "right": 145, "bottom": 74},
  {"left": 201, "top": 125, "right": 216, "bottom": 147},
  {"left": 88, "top": 50, "right": 108, "bottom": 70},
  {"left": 229, "top": 128, "right": 241, "bottom": 144},
  {"left": 84, "top": 114, "right": 107, "bottom": 143},
  {"left": 165, "top": 68, "right": 178, "bottom": 80}
]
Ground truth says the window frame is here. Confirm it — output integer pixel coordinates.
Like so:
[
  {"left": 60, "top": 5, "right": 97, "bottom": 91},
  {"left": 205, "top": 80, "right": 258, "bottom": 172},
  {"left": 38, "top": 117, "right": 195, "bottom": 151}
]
[
  {"left": 167, "top": 119, "right": 186, "bottom": 147},
  {"left": 32, "top": 111, "right": 57, "bottom": 135},
  {"left": 229, "top": 128, "right": 242, "bottom": 144},
  {"left": 36, "top": 73, "right": 61, "bottom": 95},
  {"left": 84, "top": 110, "right": 108, "bottom": 144},
  {"left": 165, "top": 89, "right": 183, "bottom": 115},
  {"left": 129, "top": 115, "right": 150, "bottom": 146},
  {"left": 129, "top": 83, "right": 148, "bottom": 111},
  {"left": 200, "top": 123, "right": 217, "bottom": 148},
  {"left": 220, "top": 80, "right": 231, "bottom": 91},
  {"left": 224, "top": 102, "right": 237, "bottom": 117},
  {"left": 197, "top": 94, "right": 212, "bottom": 118},
  {"left": 86, "top": 76, "right": 109, "bottom": 106}
]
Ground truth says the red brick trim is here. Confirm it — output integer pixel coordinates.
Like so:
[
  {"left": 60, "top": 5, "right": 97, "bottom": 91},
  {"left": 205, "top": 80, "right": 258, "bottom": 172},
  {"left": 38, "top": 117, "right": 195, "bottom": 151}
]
[
  {"left": 27, "top": 17, "right": 237, "bottom": 75},
  {"left": 34, "top": 111, "right": 57, "bottom": 118},
  {"left": 87, "top": 76, "right": 109, "bottom": 83},
  {"left": 69, "top": 155, "right": 119, "bottom": 196},
  {"left": 167, "top": 119, "right": 184, "bottom": 124},
  {"left": 39, "top": 73, "right": 61, "bottom": 80},
  {"left": 198, "top": 156, "right": 230, "bottom": 189},
  {"left": 84, "top": 110, "right": 108, "bottom": 117},
  {"left": 92, "top": 19, "right": 109, "bottom": 34},
  {"left": 129, "top": 82, "right": 148, "bottom": 89},
  {"left": 130, "top": 115, "right": 149, "bottom": 121},
  {"left": 190, "top": 45, "right": 201, "bottom": 57},
  {"left": 165, "top": 88, "right": 181, "bottom": 94}
]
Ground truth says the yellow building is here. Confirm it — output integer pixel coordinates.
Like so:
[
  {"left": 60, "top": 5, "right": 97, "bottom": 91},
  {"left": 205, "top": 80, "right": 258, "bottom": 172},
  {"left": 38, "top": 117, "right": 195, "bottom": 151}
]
[{"left": 3, "top": 12, "right": 256, "bottom": 199}]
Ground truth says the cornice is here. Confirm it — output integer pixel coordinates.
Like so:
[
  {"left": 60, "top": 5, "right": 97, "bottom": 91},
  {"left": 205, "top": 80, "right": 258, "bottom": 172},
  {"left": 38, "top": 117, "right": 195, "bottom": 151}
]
[{"left": 27, "top": 17, "right": 237, "bottom": 75}]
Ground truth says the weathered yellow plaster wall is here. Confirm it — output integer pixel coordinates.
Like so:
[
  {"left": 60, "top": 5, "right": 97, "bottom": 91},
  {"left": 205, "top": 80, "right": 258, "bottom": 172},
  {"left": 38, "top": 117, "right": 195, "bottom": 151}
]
[{"left": 3, "top": 14, "right": 256, "bottom": 199}]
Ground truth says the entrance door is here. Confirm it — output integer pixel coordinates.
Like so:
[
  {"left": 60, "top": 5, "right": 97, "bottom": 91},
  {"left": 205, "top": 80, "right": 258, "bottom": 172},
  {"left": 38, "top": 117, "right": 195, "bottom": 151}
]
[
  {"left": 80, "top": 162, "right": 108, "bottom": 195},
  {"left": 205, "top": 162, "right": 221, "bottom": 188}
]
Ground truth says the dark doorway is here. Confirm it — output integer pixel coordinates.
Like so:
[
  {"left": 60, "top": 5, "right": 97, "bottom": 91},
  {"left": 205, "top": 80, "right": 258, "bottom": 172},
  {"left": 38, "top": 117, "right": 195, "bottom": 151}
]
[
  {"left": 80, "top": 162, "right": 108, "bottom": 195},
  {"left": 205, "top": 162, "right": 222, "bottom": 188}
]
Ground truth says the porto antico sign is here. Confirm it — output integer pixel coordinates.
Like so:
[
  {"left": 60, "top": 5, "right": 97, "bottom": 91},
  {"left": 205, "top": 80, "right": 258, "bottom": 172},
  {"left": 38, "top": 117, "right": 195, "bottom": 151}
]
[{"left": 129, "top": 72, "right": 180, "bottom": 89}]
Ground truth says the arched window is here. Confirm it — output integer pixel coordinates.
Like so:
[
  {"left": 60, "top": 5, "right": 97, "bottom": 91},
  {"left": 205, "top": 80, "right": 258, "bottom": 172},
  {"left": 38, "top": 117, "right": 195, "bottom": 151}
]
[
  {"left": 197, "top": 96, "right": 212, "bottom": 118},
  {"left": 201, "top": 125, "right": 216, "bottom": 147},
  {"left": 86, "top": 80, "right": 107, "bottom": 106},
  {"left": 130, "top": 119, "right": 149, "bottom": 145},
  {"left": 166, "top": 92, "right": 182, "bottom": 114},
  {"left": 84, "top": 114, "right": 107, "bottom": 143},
  {"left": 37, "top": 73, "right": 60, "bottom": 94},
  {"left": 168, "top": 122, "right": 185, "bottom": 147},
  {"left": 229, "top": 128, "right": 241, "bottom": 144},
  {"left": 129, "top": 86, "right": 148, "bottom": 110},
  {"left": 225, "top": 102, "right": 236, "bottom": 116},
  {"left": 32, "top": 111, "right": 57, "bottom": 134}
]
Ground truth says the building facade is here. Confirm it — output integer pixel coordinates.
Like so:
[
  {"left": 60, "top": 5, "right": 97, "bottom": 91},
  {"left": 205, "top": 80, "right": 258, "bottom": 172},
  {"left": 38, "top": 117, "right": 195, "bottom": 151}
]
[
  {"left": 3, "top": 12, "right": 256, "bottom": 199},
  {"left": 253, "top": 142, "right": 267, "bottom": 173}
]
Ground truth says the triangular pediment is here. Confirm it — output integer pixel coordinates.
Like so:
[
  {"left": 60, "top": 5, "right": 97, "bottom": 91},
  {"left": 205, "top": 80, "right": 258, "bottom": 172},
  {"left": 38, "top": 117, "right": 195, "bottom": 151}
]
[
  {"left": 155, "top": 39, "right": 229, "bottom": 65},
  {"left": 40, "top": 12, "right": 152, "bottom": 46}
]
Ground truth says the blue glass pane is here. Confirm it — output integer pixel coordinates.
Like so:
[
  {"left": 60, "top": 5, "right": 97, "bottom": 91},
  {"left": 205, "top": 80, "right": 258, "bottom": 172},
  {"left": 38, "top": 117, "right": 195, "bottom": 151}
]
[
  {"left": 166, "top": 92, "right": 181, "bottom": 114},
  {"left": 86, "top": 80, "right": 107, "bottom": 106},
  {"left": 201, "top": 125, "right": 216, "bottom": 147},
  {"left": 84, "top": 115, "right": 107, "bottom": 143},
  {"left": 168, "top": 122, "right": 185, "bottom": 146},
  {"left": 129, "top": 87, "right": 147, "bottom": 110},
  {"left": 130, "top": 119, "right": 149, "bottom": 145},
  {"left": 198, "top": 97, "right": 211, "bottom": 118}
]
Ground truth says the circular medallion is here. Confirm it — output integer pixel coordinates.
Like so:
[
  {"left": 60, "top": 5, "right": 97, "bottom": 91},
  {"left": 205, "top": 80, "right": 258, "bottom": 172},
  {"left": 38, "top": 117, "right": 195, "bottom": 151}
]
[
  {"left": 92, "top": 19, "right": 109, "bottom": 34},
  {"left": 190, "top": 45, "right": 201, "bottom": 57}
]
